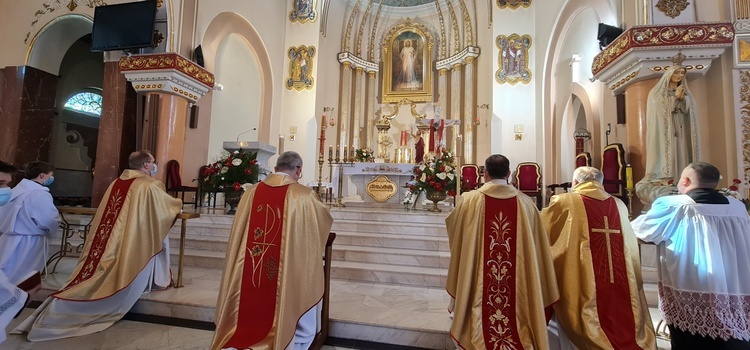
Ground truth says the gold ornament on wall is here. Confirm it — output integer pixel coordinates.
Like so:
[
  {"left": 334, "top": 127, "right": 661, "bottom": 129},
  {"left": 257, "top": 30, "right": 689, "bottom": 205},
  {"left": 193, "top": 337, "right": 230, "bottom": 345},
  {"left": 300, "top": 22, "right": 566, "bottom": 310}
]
[
  {"left": 655, "top": 0, "right": 690, "bottom": 19},
  {"left": 286, "top": 45, "right": 316, "bottom": 91},
  {"left": 495, "top": 34, "right": 532, "bottom": 85},
  {"left": 289, "top": 0, "right": 317, "bottom": 23},
  {"left": 25, "top": 0, "right": 108, "bottom": 44},
  {"left": 497, "top": 0, "right": 531, "bottom": 10}
]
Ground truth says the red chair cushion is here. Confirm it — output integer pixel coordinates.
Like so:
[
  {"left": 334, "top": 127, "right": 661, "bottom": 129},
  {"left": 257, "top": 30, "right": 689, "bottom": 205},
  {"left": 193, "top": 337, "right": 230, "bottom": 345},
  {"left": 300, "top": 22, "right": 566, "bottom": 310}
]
[
  {"left": 461, "top": 166, "right": 479, "bottom": 190},
  {"left": 167, "top": 160, "right": 182, "bottom": 189},
  {"left": 601, "top": 148, "right": 623, "bottom": 194},
  {"left": 517, "top": 165, "right": 539, "bottom": 192}
]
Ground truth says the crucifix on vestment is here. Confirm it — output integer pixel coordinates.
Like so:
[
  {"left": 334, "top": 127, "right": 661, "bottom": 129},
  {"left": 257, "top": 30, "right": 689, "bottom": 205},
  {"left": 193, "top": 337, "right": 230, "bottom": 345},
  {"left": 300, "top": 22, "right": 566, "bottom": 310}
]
[{"left": 591, "top": 216, "right": 621, "bottom": 284}]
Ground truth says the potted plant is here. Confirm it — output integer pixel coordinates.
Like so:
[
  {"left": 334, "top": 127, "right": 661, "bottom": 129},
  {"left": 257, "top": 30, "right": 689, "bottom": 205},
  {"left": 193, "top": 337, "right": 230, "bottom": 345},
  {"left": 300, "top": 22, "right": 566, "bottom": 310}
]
[
  {"left": 410, "top": 150, "right": 457, "bottom": 212},
  {"left": 201, "top": 150, "right": 262, "bottom": 214}
]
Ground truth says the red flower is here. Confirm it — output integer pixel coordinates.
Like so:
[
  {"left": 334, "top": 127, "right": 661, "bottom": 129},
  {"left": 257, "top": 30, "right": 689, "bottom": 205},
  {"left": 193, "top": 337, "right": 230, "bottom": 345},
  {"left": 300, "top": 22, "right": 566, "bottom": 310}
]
[
  {"left": 233, "top": 182, "right": 241, "bottom": 191},
  {"left": 448, "top": 190, "right": 456, "bottom": 197},
  {"left": 250, "top": 159, "right": 257, "bottom": 165},
  {"left": 733, "top": 178, "right": 742, "bottom": 184},
  {"left": 667, "top": 179, "right": 675, "bottom": 185},
  {"left": 730, "top": 185, "right": 739, "bottom": 191},
  {"left": 244, "top": 168, "right": 253, "bottom": 175}
]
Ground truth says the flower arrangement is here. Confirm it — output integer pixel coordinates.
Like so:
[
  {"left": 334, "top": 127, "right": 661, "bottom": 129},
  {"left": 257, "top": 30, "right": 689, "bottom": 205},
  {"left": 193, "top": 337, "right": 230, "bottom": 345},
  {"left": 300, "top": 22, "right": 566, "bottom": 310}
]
[
  {"left": 354, "top": 148, "right": 374, "bottom": 162},
  {"left": 200, "top": 150, "right": 262, "bottom": 193},
  {"left": 720, "top": 178, "right": 750, "bottom": 210},
  {"left": 410, "top": 150, "right": 457, "bottom": 196}
]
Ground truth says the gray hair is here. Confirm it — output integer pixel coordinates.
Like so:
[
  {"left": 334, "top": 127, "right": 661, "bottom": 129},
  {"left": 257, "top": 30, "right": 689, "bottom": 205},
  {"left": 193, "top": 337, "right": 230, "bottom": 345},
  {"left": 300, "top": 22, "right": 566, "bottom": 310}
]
[
  {"left": 275, "top": 151, "right": 303, "bottom": 172},
  {"left": 573, "top": 166, "right": 603, "bottom": 184}
]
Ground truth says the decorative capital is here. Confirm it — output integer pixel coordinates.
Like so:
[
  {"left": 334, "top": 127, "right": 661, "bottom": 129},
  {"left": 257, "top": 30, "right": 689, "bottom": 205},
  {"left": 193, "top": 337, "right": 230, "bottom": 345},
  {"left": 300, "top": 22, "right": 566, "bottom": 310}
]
[{"left": 119, "top": 53, "right": 214, "bottom": 103}]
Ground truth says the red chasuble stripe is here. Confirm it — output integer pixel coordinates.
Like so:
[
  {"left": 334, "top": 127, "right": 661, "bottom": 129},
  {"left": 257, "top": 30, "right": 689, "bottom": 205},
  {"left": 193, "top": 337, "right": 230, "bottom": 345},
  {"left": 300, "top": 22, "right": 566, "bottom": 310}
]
[
  {"left": 59, "top": 178, "right": 135, "bottom": 292},
  {"left": 482, "top": 196, "right": 522, "bottom": 349},
  {"left": 225, "top": 182, "right": 290, "bottom": 349},
  {"left": 581, "top": 196, "right": 639, "bottom": 349}
]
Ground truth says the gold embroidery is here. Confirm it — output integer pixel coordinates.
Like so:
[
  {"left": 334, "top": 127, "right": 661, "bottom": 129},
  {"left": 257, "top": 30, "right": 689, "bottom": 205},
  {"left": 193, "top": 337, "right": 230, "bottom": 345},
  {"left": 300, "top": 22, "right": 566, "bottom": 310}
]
[
  {"left": 486, "top": 212, "right": 519, "bottom": 350},
  {"left": 591, "top": 216, "right": 621, "bottom": 283},
  {"left": 246, "top": 203, "right": 282, "bottom": 287}
]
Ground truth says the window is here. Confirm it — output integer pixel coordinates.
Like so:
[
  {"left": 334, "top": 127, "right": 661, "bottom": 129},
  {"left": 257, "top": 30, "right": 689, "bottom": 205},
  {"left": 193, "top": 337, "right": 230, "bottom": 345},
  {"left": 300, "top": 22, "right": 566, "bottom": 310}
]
[{"left": 64, "top": 92, "right": 102, "bottom": 116}]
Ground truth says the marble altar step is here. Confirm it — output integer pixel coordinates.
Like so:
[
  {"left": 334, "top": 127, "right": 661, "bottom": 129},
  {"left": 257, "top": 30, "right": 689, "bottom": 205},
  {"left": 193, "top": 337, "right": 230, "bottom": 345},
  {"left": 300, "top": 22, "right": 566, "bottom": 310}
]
[
  {"left": 329, "top": 207, "right": 449, "bottom": 224},
  {"left": 332, "top": 245, "right": 450, "bottom": 268},
  {"left": 331, "top": 260, "right": 446, "bottom": 288},
  {"left": 331, "top": 219, "right": 447, "bottom": 237},
  {"left": 334, "top": 231, "right": 449, "bottom": 251}
]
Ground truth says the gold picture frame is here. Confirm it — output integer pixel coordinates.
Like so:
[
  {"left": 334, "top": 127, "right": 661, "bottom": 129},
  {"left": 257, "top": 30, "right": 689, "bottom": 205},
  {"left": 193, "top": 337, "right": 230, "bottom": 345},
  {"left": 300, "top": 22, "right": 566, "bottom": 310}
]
[
  {"left": 495, "top": 33, "right": 532, "bottom": 85},
  {"left": 735, "top": 34, "right": 750, "bottom": 68},
  {"left": 381, "top": 19, "right": 434, "bottom": 103},
  {"left": 286, "top": 45, "right": 315, "bottom": 91},
  {"left": 289, "top": 0, "right": 317, "bottom": 23}
]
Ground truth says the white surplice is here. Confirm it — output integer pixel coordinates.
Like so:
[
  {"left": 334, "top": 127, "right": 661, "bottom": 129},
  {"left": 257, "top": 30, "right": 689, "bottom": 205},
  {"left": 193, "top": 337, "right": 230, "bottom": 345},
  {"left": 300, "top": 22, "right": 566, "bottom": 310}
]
[
  {"left": 0, "top": 270, "right": 27, "bottom": 344},
  {"left": 632, "top": 194, "right": 750, "bottom": 341},
  {"left": 0, "top": 179, "right": 59, "bottom": 285},
  {"left": 13, "top": 236, "right": 171, "bottom": 341}
]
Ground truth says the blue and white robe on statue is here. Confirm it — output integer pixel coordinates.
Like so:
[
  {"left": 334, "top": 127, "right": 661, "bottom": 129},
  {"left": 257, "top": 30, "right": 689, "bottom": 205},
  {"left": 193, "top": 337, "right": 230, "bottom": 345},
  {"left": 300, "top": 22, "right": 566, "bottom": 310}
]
[{"left": 0, "top": 178, "right": 59, "bottom": 285}]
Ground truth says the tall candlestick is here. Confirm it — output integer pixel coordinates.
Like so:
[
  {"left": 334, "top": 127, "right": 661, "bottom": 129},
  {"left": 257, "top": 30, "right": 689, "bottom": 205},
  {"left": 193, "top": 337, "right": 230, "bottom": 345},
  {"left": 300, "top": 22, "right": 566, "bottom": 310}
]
[
  {"left": 329, "top": 145, "right": 333, "bottom": 160},
  {"left": 336, "top": 145, "right": 340, "bottom": 160},
  {"left": 625, "top": 165, "right": 634, "bottom": 189},
  {"left": 344, "top": 146, "right": 348, "bottom": 161}
]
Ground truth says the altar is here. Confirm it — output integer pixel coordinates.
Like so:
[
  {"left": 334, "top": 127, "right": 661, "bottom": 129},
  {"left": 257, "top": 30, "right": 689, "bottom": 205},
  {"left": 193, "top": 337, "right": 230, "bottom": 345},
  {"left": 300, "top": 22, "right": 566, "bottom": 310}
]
[{"left": 336, "top": 163, "right": 415, "bottom": 204}]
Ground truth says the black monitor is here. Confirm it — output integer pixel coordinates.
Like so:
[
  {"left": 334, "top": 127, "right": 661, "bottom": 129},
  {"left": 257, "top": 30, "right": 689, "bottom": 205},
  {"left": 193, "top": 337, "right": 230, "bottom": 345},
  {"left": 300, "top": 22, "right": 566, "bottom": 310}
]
[
  {"left": 90, "top": 1, "right": 158, "bottom": 52},
  {"left": 597, "top": 23, "right": 624, "bottom": 50}
]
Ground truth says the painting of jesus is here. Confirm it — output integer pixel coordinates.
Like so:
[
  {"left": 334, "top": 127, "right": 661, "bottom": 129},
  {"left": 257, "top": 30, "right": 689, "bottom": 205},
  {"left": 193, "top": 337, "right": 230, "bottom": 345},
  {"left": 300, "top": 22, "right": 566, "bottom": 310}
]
[{"left": 391, "top": 32, "right": 424, "bottom": 91}]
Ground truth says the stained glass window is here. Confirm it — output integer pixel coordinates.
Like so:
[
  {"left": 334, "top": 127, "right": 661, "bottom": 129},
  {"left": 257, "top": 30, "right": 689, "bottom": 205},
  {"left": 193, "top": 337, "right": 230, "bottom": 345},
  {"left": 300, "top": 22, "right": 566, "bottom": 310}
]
[{"left": 64, "top": 92, "right": 102, "bottom": 116}]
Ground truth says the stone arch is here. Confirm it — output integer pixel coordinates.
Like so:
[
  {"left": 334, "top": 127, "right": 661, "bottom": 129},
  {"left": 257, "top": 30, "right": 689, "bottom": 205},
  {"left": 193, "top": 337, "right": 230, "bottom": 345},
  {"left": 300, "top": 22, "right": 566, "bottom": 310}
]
[
  {"left": 541, "top": 0, "right": 614, "bottom": 185},
  {"left": 26, "top": 14, "right": 93, "bottom": 75},
  {"left": 201, "top": 12, "right": 273, "bottom": 145}
]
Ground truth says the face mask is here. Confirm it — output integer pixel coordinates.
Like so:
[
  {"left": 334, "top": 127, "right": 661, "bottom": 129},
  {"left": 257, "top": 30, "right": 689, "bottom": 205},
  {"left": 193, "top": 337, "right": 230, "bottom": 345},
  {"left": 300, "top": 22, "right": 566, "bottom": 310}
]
[
  {"left": 43, "top": 176, "right": 55, "bottom": 187},
  {"left": 0, "top": 188, "right": 10, "bottom": 206},
  {"left": 150, "top": 164, "right": 158, "bottom": 176}
]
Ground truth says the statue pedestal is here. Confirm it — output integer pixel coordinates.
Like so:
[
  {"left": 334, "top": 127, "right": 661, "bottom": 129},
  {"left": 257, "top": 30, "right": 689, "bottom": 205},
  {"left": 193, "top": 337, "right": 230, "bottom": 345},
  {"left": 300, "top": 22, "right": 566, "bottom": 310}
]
[{"left": 223, "top": 141, "right": 277, "bottom": 168}]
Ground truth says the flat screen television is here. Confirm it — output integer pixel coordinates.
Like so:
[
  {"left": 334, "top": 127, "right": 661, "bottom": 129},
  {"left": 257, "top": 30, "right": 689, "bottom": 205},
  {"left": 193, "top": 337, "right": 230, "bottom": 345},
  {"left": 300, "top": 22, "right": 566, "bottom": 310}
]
[{"left": 90, "top": 1, "right": 158, "bottom": 52}]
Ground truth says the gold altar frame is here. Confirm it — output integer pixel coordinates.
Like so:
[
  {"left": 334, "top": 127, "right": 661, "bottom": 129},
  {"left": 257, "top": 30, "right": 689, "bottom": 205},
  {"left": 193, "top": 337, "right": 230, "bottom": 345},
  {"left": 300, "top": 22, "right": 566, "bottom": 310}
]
[
  {"left": 286, "top": 45, "right": 316, "bottom": 91},
  {"left": 381, "top": 19, "right": 434, "bottom": 103}
]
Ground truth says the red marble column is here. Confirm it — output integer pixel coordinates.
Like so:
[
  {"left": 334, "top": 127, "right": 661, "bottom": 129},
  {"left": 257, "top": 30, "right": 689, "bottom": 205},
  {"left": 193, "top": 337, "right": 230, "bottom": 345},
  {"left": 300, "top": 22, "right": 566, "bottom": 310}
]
[
  {"left": 625, "top": 78, "right": 658, "bottom": 216},
  {"left": 150, "top": 93, "right": 188, "bottom": 186},
  {"left": 0, "top": 66, "right": 58, "bottom": 166},
  {"left": 91, "top": 62, "right": 138, "bottom": 206}
]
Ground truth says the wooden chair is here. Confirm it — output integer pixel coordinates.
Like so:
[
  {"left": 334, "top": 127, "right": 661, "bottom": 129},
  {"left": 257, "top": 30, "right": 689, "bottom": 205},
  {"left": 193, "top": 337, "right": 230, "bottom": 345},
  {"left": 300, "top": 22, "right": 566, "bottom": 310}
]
[
  {"left": 197, "top": 165, "right": 219, "bottom": 209},
  {"left": 460, "top": 164, "right": 481, "bottom": 192},
  {"left": 601, "top": 143, "right": 627, "bottom": 201},
  {"left": 575, "top": 152, "right": 592, "bottom": 168},
  {"left": 513, "top": 162, "right": 542, "bottom": 209},
  {"left": 166, "top": 160, "right": 199, "bottom": 208},
  {"left": 310, "top": 232, "right": 336, "bottom": 350}
]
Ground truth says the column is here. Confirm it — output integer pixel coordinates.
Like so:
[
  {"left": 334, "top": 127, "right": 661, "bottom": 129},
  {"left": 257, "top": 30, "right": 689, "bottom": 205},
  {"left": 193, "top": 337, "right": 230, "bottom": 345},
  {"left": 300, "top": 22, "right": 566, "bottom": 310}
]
[
  {"left": 462, "top": 57, "right": 476, "bottom": 164},
  {"left": 351, "top": 67, "right": 364, "bottom": 150},
  {"left": 625, "top": 78, "right": 657, "bottom": 215},
  {"left": 150, "top": 93, "right": 189, "bottom": 185},
  {"left": 450, "top": 63, "right": 463, "bottom": 156},
  {"left": 337, "top": 62, "right": 353, "bottom": 157},
  {"left": 365, "top": 70, "right": 377, "bottom": 150},
  {"left": 92, "top": 62, "right": 138, "bottom": 205}
]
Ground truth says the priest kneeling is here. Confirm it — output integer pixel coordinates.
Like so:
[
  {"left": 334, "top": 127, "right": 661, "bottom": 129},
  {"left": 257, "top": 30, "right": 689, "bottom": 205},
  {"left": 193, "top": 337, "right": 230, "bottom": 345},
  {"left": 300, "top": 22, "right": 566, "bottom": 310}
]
[
  {"left": 445, "top": 154, "right": 559, "bottom": 349},
  {"left": 211, "top": 151, "right": 333, "bottom": 350},
  {"left": 542, "top": 166, "right": 655, "bottom": 349},
  {"left": 15, "top": 150, "right": 182, "bottom": 341}
]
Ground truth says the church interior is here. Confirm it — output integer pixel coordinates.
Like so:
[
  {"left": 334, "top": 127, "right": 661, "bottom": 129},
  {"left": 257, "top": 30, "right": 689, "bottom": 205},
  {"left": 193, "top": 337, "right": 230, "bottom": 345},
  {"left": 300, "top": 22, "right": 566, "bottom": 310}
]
[{"left": 0, "top": 0, "right": 747, "bottom": 349}]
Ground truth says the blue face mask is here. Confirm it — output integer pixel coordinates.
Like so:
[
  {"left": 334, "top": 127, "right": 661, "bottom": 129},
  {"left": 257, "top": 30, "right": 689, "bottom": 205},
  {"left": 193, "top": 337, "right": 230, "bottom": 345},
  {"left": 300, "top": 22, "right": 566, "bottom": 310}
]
[
  {"left": 43, "top": 176, "right": 55, "bottom": 187},
  {"left": 0, "top": 188, "right": 10, "bottom": 206},
  {"left": 150, "top": 164, "right": 158, "bottom": 176}
]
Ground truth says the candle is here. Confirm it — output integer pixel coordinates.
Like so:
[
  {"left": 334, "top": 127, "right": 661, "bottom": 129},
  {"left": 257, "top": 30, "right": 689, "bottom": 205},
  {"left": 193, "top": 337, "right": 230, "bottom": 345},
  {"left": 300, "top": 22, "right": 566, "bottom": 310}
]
[
  {"left": 400, "top": 130, "right": 408, "bottom": 147},
  {"left": 336, "top": 145, "right": 340, "bottom": 160},
  {"left": 343, "top": 146, "right": 348, "bottom": 161},
  {"left": 329, "top": 145, "right": 333, "bottom": 159},
  {"left": 625, "top": 165, "right": 634, "bottom": 189}
]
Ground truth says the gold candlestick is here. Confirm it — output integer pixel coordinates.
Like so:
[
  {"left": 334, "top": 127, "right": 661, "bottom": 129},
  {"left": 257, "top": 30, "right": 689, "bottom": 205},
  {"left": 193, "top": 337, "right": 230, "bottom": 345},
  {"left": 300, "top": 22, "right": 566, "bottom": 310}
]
[{"left": 626, "top": 187, "right": 635, "bottom": 220}]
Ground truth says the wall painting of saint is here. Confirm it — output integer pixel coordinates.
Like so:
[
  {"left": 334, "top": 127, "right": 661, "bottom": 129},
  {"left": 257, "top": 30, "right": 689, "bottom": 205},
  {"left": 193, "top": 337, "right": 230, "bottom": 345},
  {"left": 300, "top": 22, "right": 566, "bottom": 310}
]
[
  {"left": 495, "top": 34, "right": 532, "bottom": 85},
  {"left": 497, "top": 0, "right": 531, "bottom": 9},
  {"left": 289, "top": 0, "right": 317, "bottom": 23},
  {"left": 287, "top": 45, "right": 315, "bottom": 91}
]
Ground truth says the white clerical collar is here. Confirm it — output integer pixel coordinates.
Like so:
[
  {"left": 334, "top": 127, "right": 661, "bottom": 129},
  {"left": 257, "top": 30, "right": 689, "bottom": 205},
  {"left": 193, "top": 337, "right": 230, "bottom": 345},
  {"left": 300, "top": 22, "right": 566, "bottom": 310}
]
[{"left": 487, "top": 179, "right": 509, "bottom": 186}]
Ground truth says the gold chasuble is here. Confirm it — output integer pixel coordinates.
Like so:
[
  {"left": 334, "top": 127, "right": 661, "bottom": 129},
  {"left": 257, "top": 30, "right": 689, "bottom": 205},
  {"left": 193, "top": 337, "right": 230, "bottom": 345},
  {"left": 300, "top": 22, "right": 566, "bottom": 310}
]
[
  {"left": 212, "top": 173, "right": 333, "bottom": 350},
  {"left": 446, "top": 183, "right": 558, "bottom": 349},
  {"left": 542, "top": 181, "right": 655, "bottom": 349},
  {"left": 54, "top": 169, "right": 182, "bottom": 301}
]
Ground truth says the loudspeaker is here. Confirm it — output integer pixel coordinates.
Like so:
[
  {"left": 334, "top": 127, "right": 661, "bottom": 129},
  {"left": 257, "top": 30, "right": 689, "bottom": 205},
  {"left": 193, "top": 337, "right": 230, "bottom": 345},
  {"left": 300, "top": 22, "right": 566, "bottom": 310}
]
[
  {"left": 189, "top": 104, "right": 199, "bottom": 129},
  {"left": 193, "top": 45, "right": 204, "bottom": 67},
  {"left": 616, "top": 93, "right": 626, "bottom": 124},
  {"left": 597, "top": 23, "right": 623, "bottom": 50}
]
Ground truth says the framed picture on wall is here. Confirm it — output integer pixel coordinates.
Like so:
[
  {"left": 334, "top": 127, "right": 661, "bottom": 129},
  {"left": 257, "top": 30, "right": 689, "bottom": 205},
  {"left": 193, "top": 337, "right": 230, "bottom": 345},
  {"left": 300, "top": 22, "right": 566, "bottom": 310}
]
[
  {"left": 287, "top": 45, "right": 315, "bottom": 91},
  {"left": 381, "top": 19, "right": 434, "bottom": 103},
  {"left": 735, "top": 34, "right": 750, "bottom": 68},
  {"left": 289, "top": 0, "right": 317, "bottom": 23}
]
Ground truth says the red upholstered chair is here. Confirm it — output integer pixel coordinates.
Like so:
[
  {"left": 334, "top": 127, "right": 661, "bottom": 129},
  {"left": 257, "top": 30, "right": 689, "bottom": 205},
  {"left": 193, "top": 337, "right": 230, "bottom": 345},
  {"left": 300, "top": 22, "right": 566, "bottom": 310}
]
[
  {"left": 460, "top": 164, "right": 480, "bottom": 192},
  {"left": 166, "top": 160, "right": 199, "bottom": 208},
  {"left": 513, "top": 162, "right": 542, "bottom": 209},
  {"left": 601, "top": 143, "right": 626, "bottom": 200},
  {"left": 575, "top": 152, "right": 592, "bottom": 168}
]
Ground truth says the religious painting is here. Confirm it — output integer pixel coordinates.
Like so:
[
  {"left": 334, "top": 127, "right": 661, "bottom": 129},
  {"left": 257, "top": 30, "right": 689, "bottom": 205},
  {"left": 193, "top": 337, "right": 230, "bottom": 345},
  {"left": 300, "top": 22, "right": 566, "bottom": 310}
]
[
  {"left": 286, "top": 45, "right": 315, "bottom": 91},
  {"left": 497, "top": 0, "right": 531, "bottom": 10},
  {"left": 735, "top": 34, "right": 750, "bottom": 68},
  {"left": 289, "top": 0, "right": 317, "bottom": 23},
  {"left": 495, "top": 34, "right": 532, "bottom": 85},
  {"left": 381, "top": 19, "right": 434, "bottom": 103}
]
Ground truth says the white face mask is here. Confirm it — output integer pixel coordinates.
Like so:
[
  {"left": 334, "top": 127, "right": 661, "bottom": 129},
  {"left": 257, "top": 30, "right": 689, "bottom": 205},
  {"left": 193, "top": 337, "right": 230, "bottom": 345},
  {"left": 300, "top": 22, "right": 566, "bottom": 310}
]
[
  {"left": 0, "top": 187, "right": 11, "bottom": 207},
  {"left": 150, "top": 164, "right": 158, "bottom": 176}
]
